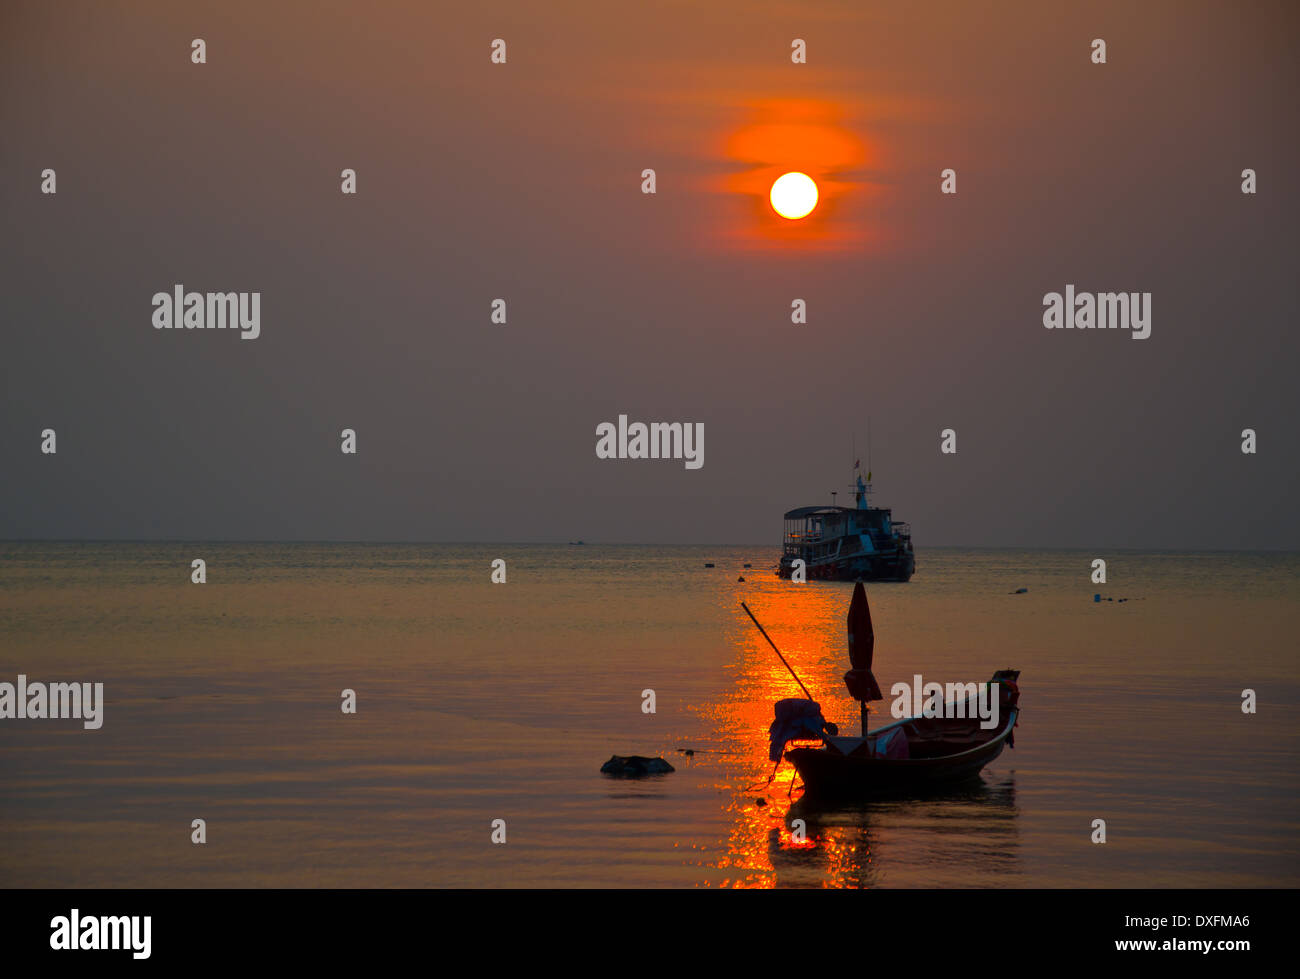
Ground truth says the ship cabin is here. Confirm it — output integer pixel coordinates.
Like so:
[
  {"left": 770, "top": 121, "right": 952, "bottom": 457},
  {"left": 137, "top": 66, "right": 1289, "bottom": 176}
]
[{"left": 782, "top": 505, "right": 910, "bottom": 564}]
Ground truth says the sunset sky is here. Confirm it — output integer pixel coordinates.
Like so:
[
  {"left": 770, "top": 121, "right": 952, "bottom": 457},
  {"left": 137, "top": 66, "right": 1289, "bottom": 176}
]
[{"left": 2, "top": 0, "right": 1296, "bottom": 547}]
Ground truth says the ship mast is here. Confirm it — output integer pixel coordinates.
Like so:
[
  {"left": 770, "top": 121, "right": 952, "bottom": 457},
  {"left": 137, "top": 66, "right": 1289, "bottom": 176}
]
[
  {"left": 851, "top": 423, "right": 873, "bottom": 510},
  {"left": 865, "top": 417, "right": 872, "bottom": 508}
]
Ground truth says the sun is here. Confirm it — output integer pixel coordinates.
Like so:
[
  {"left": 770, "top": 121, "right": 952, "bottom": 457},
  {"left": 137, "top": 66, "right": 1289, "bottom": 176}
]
[{"left": 769, "top": 171, "right": 818, "bottom": 219}]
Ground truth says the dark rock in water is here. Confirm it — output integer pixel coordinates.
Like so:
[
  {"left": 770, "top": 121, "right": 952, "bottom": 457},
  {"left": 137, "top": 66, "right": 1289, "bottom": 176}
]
[
  {"left": 601, "top": 755, "right": 675, "bottom": 777},
  {"left": 755, "top": 798, "right": 766, "bottom": 807},
  {"left": 1013, "top": 587, "right": 1028, "bottom": 594},
  {"left": 704, "top": 562, "right": 715, "bottom": 568},
  {"left": 744, "top": 563, "right": 752, "bottom": 568},
  {"left": 737, "top": 576, "right": 745, "bottom": 582},
  {"left": 678, "top": 748, "right": 695, "bottom": 756}
]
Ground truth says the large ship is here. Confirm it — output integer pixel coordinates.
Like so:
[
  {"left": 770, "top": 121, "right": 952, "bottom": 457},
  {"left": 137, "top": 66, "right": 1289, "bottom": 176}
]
[{"left": 777, "top": 472, "right": 915, "bottom": 581}]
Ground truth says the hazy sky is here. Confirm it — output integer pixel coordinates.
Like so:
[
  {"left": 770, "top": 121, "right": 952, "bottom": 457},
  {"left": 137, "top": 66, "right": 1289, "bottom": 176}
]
[{"left": 3, "top": 0, "right": 1297, "bottom": 547}]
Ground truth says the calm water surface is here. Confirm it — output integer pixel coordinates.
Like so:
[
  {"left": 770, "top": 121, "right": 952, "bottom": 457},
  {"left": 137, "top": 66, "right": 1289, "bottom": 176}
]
[{"left": 1, "top": 543, "right": 1297, "bottom": 887}]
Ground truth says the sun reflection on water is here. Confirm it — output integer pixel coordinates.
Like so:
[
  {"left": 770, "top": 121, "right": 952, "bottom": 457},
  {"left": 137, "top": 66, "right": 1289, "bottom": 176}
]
[{"left": 692, "top": 573, "right": 1021, "bottom": 888}]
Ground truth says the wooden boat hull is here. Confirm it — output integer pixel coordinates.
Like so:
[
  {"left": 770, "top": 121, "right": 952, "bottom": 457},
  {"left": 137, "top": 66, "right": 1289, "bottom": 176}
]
[{"left": 787, "top": 706, "right": 1018, "bottom": 800}]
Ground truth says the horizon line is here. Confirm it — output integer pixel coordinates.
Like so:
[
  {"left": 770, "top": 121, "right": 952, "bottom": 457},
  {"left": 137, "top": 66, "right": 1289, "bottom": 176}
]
[{"left": 1, "top": 538, "right": 1297, "bottom": 554}]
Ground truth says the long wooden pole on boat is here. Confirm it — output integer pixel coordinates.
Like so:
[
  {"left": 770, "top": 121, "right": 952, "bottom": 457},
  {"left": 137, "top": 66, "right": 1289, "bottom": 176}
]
[{"left": 740, "top": 602, "right": 814, "bottom": 700}]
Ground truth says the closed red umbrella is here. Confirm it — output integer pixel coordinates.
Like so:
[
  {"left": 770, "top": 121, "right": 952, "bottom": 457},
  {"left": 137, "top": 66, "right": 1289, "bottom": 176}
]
[
  {"left": 844, "top": 581, "right": 883, "bottom": 735},
  {"left": 847, "top": 580, "right": 875, "bottom": 670}
]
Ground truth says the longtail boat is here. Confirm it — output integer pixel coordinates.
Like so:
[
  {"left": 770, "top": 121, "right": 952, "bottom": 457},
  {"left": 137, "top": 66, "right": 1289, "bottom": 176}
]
[{"left": 749, "top": 583, "right": 1020, "bottom": 800}]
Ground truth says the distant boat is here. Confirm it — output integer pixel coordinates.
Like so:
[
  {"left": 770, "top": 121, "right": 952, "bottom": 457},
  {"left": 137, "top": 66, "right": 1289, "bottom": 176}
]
[
  {"left": 568, "top": 540, "right": 585, "bottom": 545},
  {"left": 754, "top": 582, "right": 1020, "bottom": 800},
  {"left": 777, "top": 472, "right": 914, "bottom": 582}
]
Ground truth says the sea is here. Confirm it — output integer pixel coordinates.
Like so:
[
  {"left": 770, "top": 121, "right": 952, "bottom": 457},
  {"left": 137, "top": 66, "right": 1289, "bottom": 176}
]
[{"left": 1, "top": 542, "right": 1297, "bottom": 888}]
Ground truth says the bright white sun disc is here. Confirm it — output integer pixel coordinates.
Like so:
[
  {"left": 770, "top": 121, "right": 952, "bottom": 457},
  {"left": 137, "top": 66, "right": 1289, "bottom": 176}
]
[{"left": 770, "top": 172, "right": 818, "bottom": 219}]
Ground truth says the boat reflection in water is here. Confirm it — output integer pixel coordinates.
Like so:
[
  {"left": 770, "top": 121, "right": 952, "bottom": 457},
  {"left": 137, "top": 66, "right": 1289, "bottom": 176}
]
[
  {"left": 772, "top": 777, "right": 1021, "bottom": 888},
  {"left": 699, "top": 577, "right": 1021, "bottom": 888}
]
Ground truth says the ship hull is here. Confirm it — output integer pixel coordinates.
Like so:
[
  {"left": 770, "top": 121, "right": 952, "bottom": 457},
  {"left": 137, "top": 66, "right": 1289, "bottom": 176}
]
[{"left": 777, "top": 550, "right": 914, "bottom": 582}]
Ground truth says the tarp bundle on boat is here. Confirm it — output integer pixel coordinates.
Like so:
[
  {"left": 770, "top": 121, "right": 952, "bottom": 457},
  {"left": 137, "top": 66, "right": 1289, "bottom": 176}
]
[{"left": 768, "top": 698, "right": 838, "bottom": 762}]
